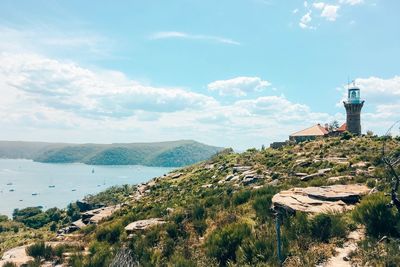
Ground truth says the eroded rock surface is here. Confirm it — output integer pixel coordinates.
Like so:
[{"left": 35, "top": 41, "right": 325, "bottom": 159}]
[
  {"left": 125, "top": 218, "right": 165, "bottom": 232},
  {"left": 272, "top": 184, "right": 370, "bottom": 214}
]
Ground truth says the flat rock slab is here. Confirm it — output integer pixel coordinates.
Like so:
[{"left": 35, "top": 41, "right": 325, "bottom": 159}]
[
  {"left": 125, "top": 218, "right": 165, "bottom": 232},
  {"left": 0, "top": 245, "right": 33, "bottom": 267},
  {"left": 272, "top": 184, "right": 370, "bottom": 214},
  {"left": 0, "top": 241, "right": 82, "bottom": 267}
]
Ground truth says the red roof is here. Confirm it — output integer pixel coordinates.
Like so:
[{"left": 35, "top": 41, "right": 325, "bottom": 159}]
[{"left": 337, "top": 123, "right": 347, "bottom": 132}]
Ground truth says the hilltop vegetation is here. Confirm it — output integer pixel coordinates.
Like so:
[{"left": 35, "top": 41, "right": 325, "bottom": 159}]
[
  {"left": 0, "top": 140, "right": 223, "bottom": 167},
  {"left": 1, "top": 135, "right": 400, "bottom": 266}
]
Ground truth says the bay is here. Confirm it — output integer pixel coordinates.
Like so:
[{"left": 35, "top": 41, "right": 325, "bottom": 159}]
[{"left": 0, "top": 159, "right": 174, "bottom": 217}]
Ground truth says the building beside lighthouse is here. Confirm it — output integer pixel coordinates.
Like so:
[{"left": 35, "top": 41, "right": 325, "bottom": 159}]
[
  {"left": 280, "top": 82, "right": 365, "bottom": 145},
  {"left": 343, "top": 85, "right": 364, "bottom": 135}
]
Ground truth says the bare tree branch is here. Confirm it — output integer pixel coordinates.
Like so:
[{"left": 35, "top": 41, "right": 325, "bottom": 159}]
[{"left": 382, "top": 120, "right": 400, "bottom": 213}]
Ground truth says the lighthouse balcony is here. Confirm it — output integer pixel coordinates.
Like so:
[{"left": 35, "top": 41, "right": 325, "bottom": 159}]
[{"left": 346, "top": 98, "right": 364, "bottom": 104}]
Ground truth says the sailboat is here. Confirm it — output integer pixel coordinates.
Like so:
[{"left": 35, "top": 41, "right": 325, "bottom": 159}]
[{"left": 48, "top": 176, "right": 55, "bottom": 188}]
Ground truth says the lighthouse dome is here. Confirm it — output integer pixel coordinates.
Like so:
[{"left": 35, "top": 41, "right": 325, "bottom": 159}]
[{"left": 347, "top": 87, "right": 361, "bottom": 104}]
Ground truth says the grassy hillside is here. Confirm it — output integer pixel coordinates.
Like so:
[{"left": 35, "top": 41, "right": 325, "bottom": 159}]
[
  {"left": 0, "top": 140, "right": 223, "bottom": 167},
  {"left": 1, "top": 135, "right": 400, "bottom": 266}
]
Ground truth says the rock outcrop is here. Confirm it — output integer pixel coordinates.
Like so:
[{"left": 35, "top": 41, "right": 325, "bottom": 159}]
[
  {"left": 125, "top": 218, "right": 165, "bottom": 233},
  {"left": 272, "top": 184, "right": 370, "bottom": 214}
]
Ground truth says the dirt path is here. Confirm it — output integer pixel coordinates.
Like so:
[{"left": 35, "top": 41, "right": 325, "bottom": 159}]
[{"left": 318, "top": 229, "right": 364, "bottom": 267}]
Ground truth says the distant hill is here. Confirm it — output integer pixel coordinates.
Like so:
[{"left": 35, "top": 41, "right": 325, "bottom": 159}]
[{"left": 0, "top": 140, "right": 224, "bottom": 167}]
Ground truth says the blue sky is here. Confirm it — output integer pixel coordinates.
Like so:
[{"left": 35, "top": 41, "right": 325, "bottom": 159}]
[{"left": 0, "top": 0, "right": 399, "bottom": 149}]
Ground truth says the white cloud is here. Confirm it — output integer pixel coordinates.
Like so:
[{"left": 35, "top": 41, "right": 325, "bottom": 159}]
[
  {"left": 0, "top": 52, "right": 218, "bottom": 118},
  {"left": 149, "top": 31, "right": 241, "bottom": 45},
  {"left": 356, "top": 76, "right": 400, "bottom": 103},
  {"left": 313, "top": 2, "right": 326, "bottom": 9},
  {"left": 0, "top": 50, "right": 333, "bottom": 149},
  {"left": 321, "top": 5, "right": 340, "bottom": 21},
  {"left": 207, "top": 76, "right": 271, "bottom": 97},
  {"left": 299, "top": 12, "right": 314, "bottom": 29},
  {"left": 339, "top": 0, "right": 364, "bottom": 5}
]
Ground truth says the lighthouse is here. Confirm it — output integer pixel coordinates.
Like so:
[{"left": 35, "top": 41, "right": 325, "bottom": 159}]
[{"left": 343, "top": 83, "right": 364, "bottom": 135}]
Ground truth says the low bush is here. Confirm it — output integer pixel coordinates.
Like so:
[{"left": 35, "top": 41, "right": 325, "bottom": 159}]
[
  {"left": 95, "top": 222, "right": 123, "bottom": 244},
  {"left": 205, "top": 223, "right": 251, "bottom": 266},
  {"left": 25, "top": 242, "right": 53, "bottom": 260},
  {"left": 252, "top": 195, "right": 273, "bottom": 222},
  {"left": 233, "top": 191, "right": 251, "bottom": 206},
  {"left": 352, "top": 193, "right": 400, "bottom": 238},
  {"left": 310, "top": 213, "right": 347, "bottom": 242}
]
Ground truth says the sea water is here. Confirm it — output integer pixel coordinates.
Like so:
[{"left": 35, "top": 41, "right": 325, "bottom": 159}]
[{"left": 0, "top": 159, "right": 174, "bottom": 217}]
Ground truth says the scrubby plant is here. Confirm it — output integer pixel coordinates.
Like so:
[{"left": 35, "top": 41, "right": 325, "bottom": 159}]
[
  {"left": 310, "top": 213, "right": 347, "bottom": 242},
  {"left": 252, "top": 195, "right": 273, "bottom": 222},
  {"left": 233, "top": 190, "right": 251, "bottom": 206},
  {"left": 205, "top": 223, "right": 251, "bottom": 266},
  {"left": 95, "top": 221, "right": 123, "bottom": 244},
  {"left": 352, "top": 193, "right": 400, "bottom": 238},
  {"left": 25, "top": 242, "right": 53, "bottom": 260}
]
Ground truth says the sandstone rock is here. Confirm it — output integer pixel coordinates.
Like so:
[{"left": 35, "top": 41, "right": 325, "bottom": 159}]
[
  {"left": 230, "top": 175, "right": 240, "bottom": 182},
  {"left": 327, "top": 175, "right": 353, "bottom": 182},
  {"left": 232, "top": 166, "right": 252, "bottom": 173},
  {"left": 225, "top": 174, "right": 235, "bottom": 181},
  {"left": 125, "top": 218, "right": 165, "bottom": 232},
  {"left": 352, "top": 161, "right": 368, "bottom": 168},
  {"left": 268, "top": 179, "right": 280, "bottom": 186},
  {"left": 171, "top": 173, "right": 183, "bottom": 179},
  {"left": 204, "top": 164, "right": 215, "bottom": 170},
  {"left": 272, "top": 184, "right": 370, "bottom": 214},
  {"left": 242, "top": 170, "right": 257, "bottom": 176},
  {"left": 324, "top": 157, "right": 349, "bottom": 165},
  {"left": 300, "top": 168, "right": 332, "bottom": 181}
]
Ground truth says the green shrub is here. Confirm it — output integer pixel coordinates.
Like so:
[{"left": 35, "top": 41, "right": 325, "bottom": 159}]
[
  {"left": 352, "top": 193, "right": 400, "bottom": 238},
  {"left": 170, "top": 254, "right": 196, "bottom": 267},
  {"left": 252, "top": 195, "right": 274, "bottom": 222},
  {"left": 87, "top": 241, "right": 113, "bottom": 267},
  {"left": 191, "top": 204, "right": 206, "bottom": 220},
  {"left": 205, "top": 223, "right": 251, "bottom": 266},
  {"left": 2, "top": 262, "right": 17, "bottom": 267},
  {"left": 341, "top": 131, "right": 353, "bottom": 140},
  {"left": 310, "top": 213, "right": 347, "bottom": 242},
  {"left": 0, "top": 215, "right": 8, "bottom": 222},
  {"left": 233, "top": 191, "right": 251, "bottom": 206},
  {"left": 96, "top": 222, "right": 123, "bottom": 244},
  {"left": 237, "top": 232, "right": 275, "bottom": 265},
  {"left": 25, "top": 242, "right": 53, "bottom": 260},
  {"left": 193, "top": 219, "right": 207, "bottom": 236}
]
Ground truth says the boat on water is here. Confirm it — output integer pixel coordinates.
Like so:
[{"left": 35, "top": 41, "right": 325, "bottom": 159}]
[
  {"left": 92, "top": 168, "right": 95, "bottom": 174},
  {"left": 72, "top": 189, "right": 77, "bottom": 192},
  {"left": 49, "top": 185, "right": 56, "bottom": 188},
  {"left": 9, "top": 189, "right": 15, "bottom": 192},
  {"left": 6, "top": 182, "right": 12, "bottom": 185},
  {"left": 32, "top": 193, "right": 38, "bottom": 196}
]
